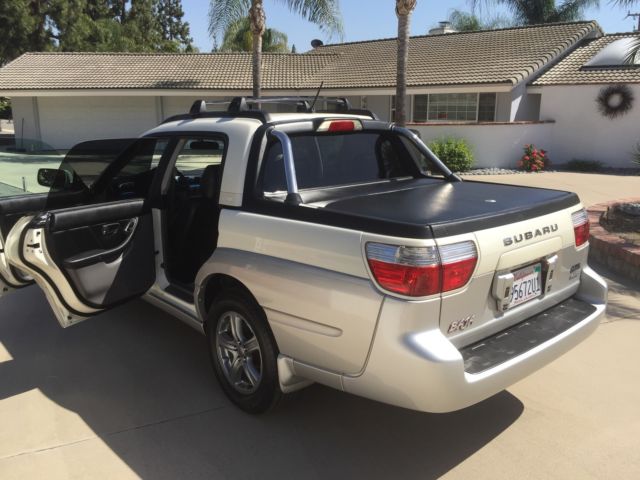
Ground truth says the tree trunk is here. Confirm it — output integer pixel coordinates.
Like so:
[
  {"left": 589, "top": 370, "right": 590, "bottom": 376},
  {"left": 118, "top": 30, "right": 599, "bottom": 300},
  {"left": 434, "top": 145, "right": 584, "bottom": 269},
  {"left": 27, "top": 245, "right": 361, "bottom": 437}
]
[
  {"left": 249, "top": 0, "right": 266, "bottom": 99},
  {"left": 395, "top": 0, "right": 416, "bottom": 127}
]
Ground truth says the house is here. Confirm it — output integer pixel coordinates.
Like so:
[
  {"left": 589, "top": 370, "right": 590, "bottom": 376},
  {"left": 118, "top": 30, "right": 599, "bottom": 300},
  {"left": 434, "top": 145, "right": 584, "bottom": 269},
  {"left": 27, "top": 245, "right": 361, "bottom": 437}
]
[{"left": 0, "top": 21, "right": 638, "bottom": 168}]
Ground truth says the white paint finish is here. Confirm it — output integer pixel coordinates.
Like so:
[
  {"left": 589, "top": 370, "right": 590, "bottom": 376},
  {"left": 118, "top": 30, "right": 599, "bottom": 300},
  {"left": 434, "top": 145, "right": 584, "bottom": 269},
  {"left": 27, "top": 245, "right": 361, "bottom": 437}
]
[
  {"left": 37, "top": 96, "right": 158, "bottom": 149},
  {"left": 540, "top": 84, "right": 640, "bottom": 167},
  {"left": 9, "top": 97, "right": 42, "bottom": 147},
  {"left": 412, "top": 122, "right": 555, "bottom": 168}
]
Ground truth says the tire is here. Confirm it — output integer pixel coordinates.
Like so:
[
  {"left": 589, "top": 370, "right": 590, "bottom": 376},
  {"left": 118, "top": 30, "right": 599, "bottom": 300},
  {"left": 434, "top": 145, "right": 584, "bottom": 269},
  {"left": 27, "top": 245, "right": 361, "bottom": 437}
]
[{"left": 206, "top": 289, "right": 282, "bottom": 414}]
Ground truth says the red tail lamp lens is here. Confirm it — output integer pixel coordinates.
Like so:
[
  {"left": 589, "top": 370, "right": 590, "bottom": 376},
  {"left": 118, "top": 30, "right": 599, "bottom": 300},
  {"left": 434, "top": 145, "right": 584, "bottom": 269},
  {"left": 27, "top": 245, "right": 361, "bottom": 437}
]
[
  {"left": 365, "top": 241, "right": 477, "bottom": 297},
  {"left": 571, "top": 209, "right": 590, "bottom": 247}
]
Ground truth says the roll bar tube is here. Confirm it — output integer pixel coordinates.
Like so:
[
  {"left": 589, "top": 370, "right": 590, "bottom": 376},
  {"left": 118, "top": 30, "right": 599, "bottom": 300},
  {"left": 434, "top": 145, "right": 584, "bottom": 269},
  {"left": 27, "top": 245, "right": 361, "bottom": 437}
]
[
  {"left": 391, "top": 126, "right": 462, "bottom": 182},
  {"left": 268, "top": 129, "right": 303, "bottom": 205}
]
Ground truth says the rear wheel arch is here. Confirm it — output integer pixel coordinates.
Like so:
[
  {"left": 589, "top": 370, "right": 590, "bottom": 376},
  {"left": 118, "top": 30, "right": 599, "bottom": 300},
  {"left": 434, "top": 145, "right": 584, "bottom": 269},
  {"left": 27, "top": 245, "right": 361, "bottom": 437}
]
[{"left": 199, "top": 273, "right": 261, "bottom": 326}]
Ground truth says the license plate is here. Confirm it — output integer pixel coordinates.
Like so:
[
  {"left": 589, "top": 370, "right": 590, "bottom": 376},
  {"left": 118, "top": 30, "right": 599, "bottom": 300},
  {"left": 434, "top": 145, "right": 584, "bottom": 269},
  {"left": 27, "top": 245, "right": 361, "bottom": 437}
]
[{"left": 508, "top": 263, "right": 542, "bottom": 309}]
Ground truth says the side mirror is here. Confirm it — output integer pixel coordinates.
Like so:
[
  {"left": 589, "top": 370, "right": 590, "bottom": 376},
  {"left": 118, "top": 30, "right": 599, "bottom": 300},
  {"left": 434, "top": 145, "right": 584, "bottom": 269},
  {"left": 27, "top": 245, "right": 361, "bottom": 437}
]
[{"left": 37, "top": 168, "right": 72, "bottom": 189}]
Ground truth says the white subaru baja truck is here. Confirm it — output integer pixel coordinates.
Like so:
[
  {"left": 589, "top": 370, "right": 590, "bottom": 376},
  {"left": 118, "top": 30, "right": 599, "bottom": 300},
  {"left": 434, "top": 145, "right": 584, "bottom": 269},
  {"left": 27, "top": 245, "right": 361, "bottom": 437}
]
[{"left": 0, "top": 97, "right": 607, "bottom": 414}]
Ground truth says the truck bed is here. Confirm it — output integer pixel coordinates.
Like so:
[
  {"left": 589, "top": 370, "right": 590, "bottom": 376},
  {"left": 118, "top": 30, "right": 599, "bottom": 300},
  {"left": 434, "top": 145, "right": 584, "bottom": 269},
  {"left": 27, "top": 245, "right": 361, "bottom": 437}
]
[{"left": 299, "top": 178, "right": 580, "bottom": 238}]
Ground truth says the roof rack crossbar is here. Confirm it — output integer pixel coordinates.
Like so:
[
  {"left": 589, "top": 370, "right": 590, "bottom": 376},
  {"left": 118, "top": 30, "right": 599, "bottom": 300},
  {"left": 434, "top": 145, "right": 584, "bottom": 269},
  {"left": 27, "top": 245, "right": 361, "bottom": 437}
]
[
  {"left": 179, "top": 97, "right": 377, "bottom": 123},
  {"left": 227, "top": 96, "right": 352, "bottom": 113}
]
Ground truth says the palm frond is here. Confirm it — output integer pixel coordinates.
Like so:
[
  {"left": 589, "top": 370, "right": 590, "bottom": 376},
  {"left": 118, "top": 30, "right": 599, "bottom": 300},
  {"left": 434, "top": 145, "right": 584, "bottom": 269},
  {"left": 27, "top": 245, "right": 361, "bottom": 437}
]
[
  {"left": 611, "top": 0, "right": 640, "bottom": 7},
  {"left": 552, "top": 0, "right": 600, "bottom": 22},
  {"left": 624, "top": 37, "right": 640, "bottom": 65},
  {"left": 208, "top": 0, "right": 251, "bottom": 40},
  {"left": 275, "top": 0, "right": 344, "bottom": 40}
]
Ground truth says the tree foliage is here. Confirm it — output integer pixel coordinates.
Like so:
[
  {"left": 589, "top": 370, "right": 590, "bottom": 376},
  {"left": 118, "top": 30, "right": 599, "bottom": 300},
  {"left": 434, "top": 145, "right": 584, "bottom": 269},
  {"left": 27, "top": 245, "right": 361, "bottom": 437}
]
[
  {"left": 0, "top": 0, "right": 194, "bottom": 65},
  {"left": 208, "top": 0, "right": 343, "bottom": 97},
  {"left": 219, "top": 17, "right": 289, "bottom": 52},
  {"left": 448, "top": 9, "right": 512, "bottom": 32},
  {"left": 470, "top": 0, "right": 599, "bottom": 25}
]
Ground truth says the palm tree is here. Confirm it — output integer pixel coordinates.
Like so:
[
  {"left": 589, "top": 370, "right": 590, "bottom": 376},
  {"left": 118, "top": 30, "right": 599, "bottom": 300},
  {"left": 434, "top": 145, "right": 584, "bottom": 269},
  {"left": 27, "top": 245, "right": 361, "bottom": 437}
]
[
  {"left": 220, "top": 17, "right": 289, "bottom": 53},
  {"left": 395, "top": 0, "right": 416, "bottom": 127},
  {"left": 470, "top": 0, "right": 599, "bottom": 25},
  {"left": 612, "top": 0, "right": 640, "bottom": 63},
  {"left": 448, "top": 9, "right": 512, "bottom": 31},
  {"left": 209, "top": 0, "right": 343, "bottom": 98}
]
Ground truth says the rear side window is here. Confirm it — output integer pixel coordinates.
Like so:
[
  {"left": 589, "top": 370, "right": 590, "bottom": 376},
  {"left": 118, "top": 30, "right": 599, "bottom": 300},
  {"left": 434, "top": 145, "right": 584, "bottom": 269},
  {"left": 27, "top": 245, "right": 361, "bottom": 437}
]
[
  {"left": 174, "top": 138, "right": 226, "bottom": 178},
  {"left": 262, "top": 132, "right": 416, "bottom": 193}
]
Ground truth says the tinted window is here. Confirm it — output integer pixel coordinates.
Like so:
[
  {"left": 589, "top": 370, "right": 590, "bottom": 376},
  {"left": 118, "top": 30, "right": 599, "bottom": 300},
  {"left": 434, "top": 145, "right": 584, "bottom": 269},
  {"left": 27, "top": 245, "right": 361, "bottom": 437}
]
[
  {"left": 262, "top": 132, "right": 415, "bottom": 192},
  {"left": 43, "top": 138, "right": 169, "bottom": 205}
]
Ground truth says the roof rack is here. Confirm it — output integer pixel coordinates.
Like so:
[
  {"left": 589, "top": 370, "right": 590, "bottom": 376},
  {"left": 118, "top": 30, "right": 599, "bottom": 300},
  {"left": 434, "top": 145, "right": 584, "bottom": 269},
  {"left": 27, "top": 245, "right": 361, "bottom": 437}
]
[{"left": 184, "top": 96, "right": 378, "bottom": 120}]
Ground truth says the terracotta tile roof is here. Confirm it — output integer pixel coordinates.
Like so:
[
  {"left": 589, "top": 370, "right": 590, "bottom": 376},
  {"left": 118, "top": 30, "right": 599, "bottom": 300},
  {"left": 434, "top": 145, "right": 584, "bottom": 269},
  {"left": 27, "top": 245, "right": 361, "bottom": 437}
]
[
  {"left": 0, "top": 52, "right": 338, "bottom": 91},
  {"left": 312, "top": 21, "right": 601, "bottom": 88},
  {"left": 532, "top": 33, "right": 640, "bottom": 85},
  {"left": 0, "top": 21, "right": 601, "bottom": 92}
]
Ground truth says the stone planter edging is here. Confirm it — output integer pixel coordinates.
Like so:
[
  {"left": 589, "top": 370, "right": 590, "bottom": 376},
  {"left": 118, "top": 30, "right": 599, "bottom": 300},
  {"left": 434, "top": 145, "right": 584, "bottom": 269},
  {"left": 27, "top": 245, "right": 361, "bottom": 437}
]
[{"left": 587, "top": 198, "right": 640, "bottom": 282}]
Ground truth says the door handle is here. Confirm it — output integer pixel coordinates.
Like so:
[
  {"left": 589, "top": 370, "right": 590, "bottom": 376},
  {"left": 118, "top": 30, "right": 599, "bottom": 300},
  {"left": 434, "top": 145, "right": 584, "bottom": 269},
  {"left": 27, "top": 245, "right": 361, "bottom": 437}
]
[{"left": 101, "top": 223, "right": 120, "bottom": 236}]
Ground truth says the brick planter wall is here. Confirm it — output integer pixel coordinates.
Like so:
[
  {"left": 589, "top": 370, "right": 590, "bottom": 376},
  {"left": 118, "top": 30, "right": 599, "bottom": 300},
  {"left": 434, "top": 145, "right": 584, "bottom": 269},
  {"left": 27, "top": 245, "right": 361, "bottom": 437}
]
[{"left": 587, "top": 198, "right": 640, "bottom": 282}]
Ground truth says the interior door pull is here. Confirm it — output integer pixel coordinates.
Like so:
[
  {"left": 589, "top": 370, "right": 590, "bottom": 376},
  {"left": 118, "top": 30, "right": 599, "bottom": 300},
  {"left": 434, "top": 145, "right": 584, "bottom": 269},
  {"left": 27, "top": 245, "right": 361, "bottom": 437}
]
[{"left": 102, "top": 223, "right": 120, "bottom": 236}]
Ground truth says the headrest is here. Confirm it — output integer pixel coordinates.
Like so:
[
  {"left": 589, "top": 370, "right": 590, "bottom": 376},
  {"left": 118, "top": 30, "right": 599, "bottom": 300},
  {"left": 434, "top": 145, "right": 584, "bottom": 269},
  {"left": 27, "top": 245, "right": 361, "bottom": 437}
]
[{"left": 201, "top": 165, "right": 220, "bottom": 200}]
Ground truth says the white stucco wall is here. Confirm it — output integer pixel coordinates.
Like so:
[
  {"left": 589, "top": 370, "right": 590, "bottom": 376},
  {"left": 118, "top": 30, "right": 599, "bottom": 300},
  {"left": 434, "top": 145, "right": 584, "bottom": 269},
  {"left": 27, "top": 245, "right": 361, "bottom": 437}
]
[
  {"left": 9, "top": 97, "right": 41, "bottom": 148},
  {"left": 540, "top": 84, "right": 640, "bottom": 168},
  {"left": 410, "top": 122, "right": 555, "bottom": 169},
  {"left": 36, "top": 96, "right": 159, "bottom": 149},
  {"left": 366, "top": 95, "right": 392, "bottom": 121}
]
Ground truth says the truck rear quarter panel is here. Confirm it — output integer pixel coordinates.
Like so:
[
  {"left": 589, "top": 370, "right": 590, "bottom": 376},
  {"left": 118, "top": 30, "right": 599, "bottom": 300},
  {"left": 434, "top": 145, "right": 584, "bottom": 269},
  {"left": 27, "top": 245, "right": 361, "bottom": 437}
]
[{"left": 197, "top": 210, "right": 383, "bottom": 374}]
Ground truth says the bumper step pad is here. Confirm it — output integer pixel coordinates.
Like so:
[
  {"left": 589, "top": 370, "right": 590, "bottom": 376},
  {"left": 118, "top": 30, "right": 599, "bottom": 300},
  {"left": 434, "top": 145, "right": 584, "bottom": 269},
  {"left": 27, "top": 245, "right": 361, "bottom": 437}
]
[{"left": 460, "top": 297, "right": 597, "bottom": 374}]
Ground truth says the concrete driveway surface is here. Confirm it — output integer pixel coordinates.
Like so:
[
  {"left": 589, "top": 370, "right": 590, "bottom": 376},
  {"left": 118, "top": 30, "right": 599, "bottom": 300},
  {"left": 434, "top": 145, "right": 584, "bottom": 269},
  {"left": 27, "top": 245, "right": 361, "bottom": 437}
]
[{"left": 0, "top": 172, "right": 639, "bottom": 479}]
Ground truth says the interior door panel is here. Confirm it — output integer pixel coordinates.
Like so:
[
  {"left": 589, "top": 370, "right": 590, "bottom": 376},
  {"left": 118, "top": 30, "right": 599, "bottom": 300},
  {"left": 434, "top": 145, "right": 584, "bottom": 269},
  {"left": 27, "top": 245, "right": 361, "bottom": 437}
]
[
  {"left": 0, "top": 191, "right": 85, "bottom": 293},
  {"left": 6, "top": 199, "right": 156, "bottom": 327}
]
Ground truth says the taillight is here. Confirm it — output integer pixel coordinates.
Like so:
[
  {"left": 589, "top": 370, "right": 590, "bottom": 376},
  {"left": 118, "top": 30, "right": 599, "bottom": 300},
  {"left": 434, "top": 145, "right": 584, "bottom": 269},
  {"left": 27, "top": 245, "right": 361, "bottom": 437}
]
[
  {"left": 571, "top": 209, "right": 589, "bottom": 247},
  {"left": 316, "top": 119, "right": 363, "bottom": 132},
  {"left": 365, "top": 241, "right": 477, "bottom": 297},
  {"left": 439, "top": 242, "right": 478, "bottom": 292}
]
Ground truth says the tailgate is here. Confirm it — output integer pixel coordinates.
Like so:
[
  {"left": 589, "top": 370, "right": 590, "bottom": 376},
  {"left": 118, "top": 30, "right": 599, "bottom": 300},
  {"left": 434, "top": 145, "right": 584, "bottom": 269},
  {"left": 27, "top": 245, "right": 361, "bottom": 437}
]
[{"left": 438, "top": 203, "right": 589, "bottom": 348}]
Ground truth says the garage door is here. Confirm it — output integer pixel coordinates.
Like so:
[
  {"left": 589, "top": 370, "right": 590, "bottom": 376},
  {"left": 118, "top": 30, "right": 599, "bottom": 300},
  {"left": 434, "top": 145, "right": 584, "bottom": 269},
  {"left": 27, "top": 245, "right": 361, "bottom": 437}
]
[{"left": 38, "top": 96, "right": 158, "bottom": 150}]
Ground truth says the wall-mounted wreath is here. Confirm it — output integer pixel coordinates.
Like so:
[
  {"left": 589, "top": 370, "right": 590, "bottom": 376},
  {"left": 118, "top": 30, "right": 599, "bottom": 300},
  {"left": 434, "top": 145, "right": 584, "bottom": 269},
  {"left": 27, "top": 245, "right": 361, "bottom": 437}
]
[{"left": 596, "top": 84, "right": 634, "bottom": 119}]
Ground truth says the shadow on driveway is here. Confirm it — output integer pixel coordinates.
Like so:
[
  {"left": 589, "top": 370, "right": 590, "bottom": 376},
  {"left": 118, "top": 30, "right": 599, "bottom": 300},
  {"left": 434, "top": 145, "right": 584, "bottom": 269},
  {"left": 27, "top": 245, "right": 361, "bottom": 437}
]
[{"left": 0, "top": 287, "right": 523, "bottom": 479}]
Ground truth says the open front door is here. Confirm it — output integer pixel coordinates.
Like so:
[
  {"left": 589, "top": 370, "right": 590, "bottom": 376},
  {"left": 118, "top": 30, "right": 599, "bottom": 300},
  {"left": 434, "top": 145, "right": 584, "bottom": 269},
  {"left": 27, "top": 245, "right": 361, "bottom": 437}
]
[
  {"left": 6, "top": 200, "right": 156, "bottom": 327},
  {"left": 1, "top": 136, "right": 170, "bottom": 327},
  {"left": 0, "top": 195, "right": 44, "bottom": 296},
  {"left": 0, "top": 191, "right": 88, "bottom": 297}
]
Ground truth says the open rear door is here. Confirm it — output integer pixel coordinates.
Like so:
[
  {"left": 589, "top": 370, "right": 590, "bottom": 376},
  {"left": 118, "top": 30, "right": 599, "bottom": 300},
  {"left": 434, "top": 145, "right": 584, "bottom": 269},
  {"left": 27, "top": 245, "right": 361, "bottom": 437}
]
[{"left": 6, "top": 199, "right": 156, "bottom": 327}]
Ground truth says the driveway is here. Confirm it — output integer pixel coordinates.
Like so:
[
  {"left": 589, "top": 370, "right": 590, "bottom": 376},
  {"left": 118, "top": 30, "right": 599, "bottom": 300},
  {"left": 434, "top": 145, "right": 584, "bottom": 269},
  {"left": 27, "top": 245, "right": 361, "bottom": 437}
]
[{"left": 0, "top": 173, "right": 639, "bottom": 479}]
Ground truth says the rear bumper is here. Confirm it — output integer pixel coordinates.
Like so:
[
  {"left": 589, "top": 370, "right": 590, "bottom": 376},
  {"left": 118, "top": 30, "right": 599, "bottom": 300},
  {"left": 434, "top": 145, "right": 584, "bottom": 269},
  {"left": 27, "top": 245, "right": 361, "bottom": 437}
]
[{"left": 342, "top": 266, "right": 607, "bottom": 413}]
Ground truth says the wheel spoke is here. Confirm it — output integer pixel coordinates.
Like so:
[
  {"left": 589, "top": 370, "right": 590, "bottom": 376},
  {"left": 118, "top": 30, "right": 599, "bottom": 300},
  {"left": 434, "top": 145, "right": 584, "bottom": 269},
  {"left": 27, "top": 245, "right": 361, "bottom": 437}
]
[
  {"left": 244, "top": 358, "right": 261, "bottom": 387},
  {"left": 217, "top": 332, "right": 237, "bottom": 353},
  {"left": 230, "top": 314, "right": 245, "bottom": 343},
  {"left": 243, "top": 336, "right": 259, "bottom": 353},
  {"left": 229, "top": 357, "right": 244, "bottom": 385}
]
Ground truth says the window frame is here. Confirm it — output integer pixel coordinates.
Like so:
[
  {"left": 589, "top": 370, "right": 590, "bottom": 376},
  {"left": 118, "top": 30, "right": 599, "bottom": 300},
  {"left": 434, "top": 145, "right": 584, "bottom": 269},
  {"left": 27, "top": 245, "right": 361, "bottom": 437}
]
[{"left": 411, "top": 92, "right": 498, "bottom": 123}]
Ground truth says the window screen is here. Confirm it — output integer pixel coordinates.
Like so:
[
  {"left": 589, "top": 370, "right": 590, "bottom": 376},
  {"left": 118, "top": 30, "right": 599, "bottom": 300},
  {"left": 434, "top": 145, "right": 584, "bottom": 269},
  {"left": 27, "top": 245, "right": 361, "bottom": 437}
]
[{"left": 428, "top": 93, "right": 477, "bottom": 121}]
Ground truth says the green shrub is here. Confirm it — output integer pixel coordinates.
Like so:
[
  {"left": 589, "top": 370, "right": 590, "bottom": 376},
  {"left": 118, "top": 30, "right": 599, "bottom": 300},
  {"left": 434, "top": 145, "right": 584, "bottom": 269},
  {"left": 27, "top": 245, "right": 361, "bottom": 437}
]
[
  {"left": 567, "top": 159, "right": 603, "bottom": 172},
  {"left": 0, "top": 97, "right": 11, "bottom": 119},
  {"left": 427, "top": 137, "right": 474, "bottom": 172}
]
